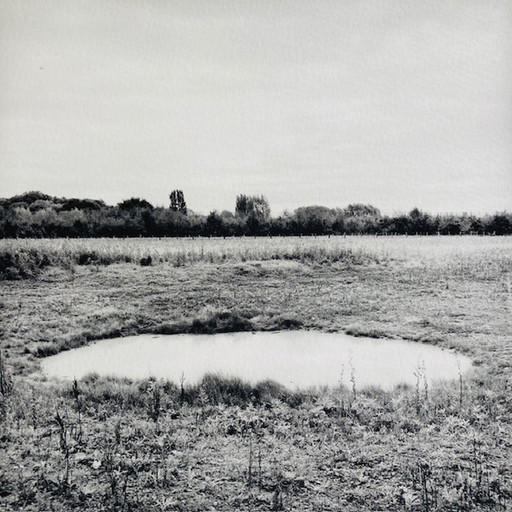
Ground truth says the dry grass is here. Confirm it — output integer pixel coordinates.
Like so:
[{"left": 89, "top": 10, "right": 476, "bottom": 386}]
[
  {"left": 2, "top": 235, "right": 511, "bottom": 276},
  {"left": 0, "top": 236, "right": 511, "bottom": 510}
]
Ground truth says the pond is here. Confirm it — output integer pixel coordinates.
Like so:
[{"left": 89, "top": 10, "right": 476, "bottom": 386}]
[{"left": 41, "top": 331, "right": 472, "bottom": 390}]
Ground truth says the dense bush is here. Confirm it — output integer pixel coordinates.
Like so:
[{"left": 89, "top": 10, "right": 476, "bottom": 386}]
[
  {"left": 0, "top": 247, "right": 73, "bottom": 279},
  {"left": 0, "top": 192, "right": 511, "bottom": 239}
]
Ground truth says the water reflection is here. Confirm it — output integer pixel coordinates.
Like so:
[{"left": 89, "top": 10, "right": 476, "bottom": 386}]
[{"left": 41, "top": 331, "right": 472, "bottom": 390}]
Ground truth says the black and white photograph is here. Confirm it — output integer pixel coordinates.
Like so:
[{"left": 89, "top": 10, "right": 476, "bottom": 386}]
[{"left": 0, "top": 1, "right": 511, "bottom": 510}]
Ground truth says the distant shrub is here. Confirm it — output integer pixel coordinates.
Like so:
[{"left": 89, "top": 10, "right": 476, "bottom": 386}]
[
  {"left": 77, "top": 251, "right": 99, "bottom": 265},
  {"left": 0, "top": 248, "right": 60, "bottom": 280},
  {"left": 140, "top": 255, "right": 152, "bottom": 266},
  {"left": 0, "top": 252, "right": 33, "bottom": 279}
]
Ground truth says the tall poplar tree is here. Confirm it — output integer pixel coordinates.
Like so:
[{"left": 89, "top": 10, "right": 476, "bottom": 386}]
[{"left": 169, "top": 190, "right": 187, "bottom": 215}]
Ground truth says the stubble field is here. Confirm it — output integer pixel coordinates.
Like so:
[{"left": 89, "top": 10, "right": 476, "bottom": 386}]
[{"left": 0, "top": 235, "right": 511, "bottom": 511}]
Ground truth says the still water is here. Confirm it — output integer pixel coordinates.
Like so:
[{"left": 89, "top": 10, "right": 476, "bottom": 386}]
[{"left": 41, "top": 331, "right": 471, "bottom": 390}]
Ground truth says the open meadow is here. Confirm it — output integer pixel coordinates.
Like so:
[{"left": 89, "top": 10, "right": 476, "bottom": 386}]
[{"left": 0, "top": 235, "right": 511, "bottom": 511}]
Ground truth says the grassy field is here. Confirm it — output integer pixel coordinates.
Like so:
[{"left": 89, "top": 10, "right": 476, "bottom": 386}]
[{"left": 0, "top": 236, "right": 511, "bottom": 511}]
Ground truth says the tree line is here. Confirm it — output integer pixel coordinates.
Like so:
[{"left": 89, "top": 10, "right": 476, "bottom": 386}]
[{"left": 0, "top": 191, "right": 510, "bottom": 238}]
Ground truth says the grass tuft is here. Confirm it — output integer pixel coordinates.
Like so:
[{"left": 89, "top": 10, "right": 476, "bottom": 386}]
[{"left": 189, "top": 311, "right": 254, "bottom": 334}]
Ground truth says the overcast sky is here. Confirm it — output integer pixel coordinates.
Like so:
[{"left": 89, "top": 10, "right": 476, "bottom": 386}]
[{"left": 0, "top": 0, "right": 511, "bottom": 215}]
